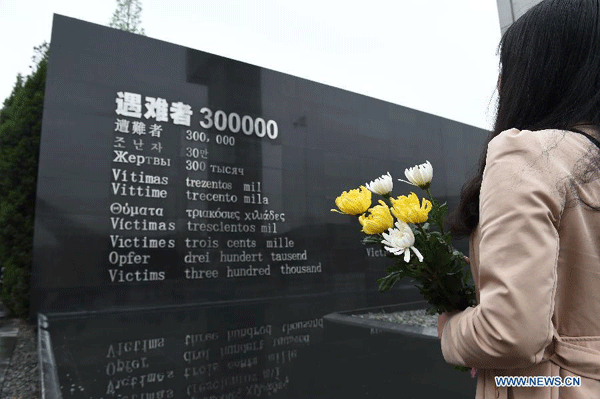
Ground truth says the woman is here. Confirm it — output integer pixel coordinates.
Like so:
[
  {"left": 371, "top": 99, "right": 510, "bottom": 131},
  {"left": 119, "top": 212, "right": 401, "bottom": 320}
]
[{"left": 437, "top": 1, "right": 600, "bottom": 398}]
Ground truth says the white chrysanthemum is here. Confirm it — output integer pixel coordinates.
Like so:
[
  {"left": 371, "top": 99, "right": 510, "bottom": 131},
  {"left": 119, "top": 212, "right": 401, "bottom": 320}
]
[
  {"left": 398, "top": 161, "right": 433, "bottom": 189},
  {"left": 381, "top": 220, "right": 424, "bottom": 263},
  {"left": 365, "top": 172, "right": 393, "bottom": 195}
]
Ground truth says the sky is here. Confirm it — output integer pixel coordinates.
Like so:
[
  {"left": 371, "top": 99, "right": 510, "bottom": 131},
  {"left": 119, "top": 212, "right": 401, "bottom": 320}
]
[{"left": 0, "top": 0, "right": 502, "bottom": 130}]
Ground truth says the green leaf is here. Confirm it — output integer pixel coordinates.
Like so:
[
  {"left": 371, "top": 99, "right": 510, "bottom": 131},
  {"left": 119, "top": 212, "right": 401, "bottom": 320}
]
[
  {"left": 438, "top": 202, "right": 448, "bottom": 218},
  {"left": 377, "top": 271, "right": 405, "bottom": 293},
  {"left": 425, "top": 307, "right": 438, "bottom": 316},
  {"left": 362, "top": 235, "right": 382, "bottom": 245},
  {"left": 385, "top": 262, "right": 407, "bottom": 274}
]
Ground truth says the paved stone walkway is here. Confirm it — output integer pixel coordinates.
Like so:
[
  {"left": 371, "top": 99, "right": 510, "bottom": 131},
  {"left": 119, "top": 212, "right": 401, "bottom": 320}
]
[{"left": 0, "top": 302, "right": 19, "bottom": 394}]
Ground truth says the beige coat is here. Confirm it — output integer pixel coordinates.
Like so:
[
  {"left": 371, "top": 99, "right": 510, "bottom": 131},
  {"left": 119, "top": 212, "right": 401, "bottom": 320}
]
[{"left": 441, "top": 128, "right": 600, "bottom": 398}]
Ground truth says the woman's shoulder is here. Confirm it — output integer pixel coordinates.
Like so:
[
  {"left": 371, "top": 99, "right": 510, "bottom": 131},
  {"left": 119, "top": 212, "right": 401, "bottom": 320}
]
[
  {"left": 490, "top": 127, "right": 581, "bottom": 147},
  {"left": 487, "top": 128, "right": 592, "bottom": 167}
]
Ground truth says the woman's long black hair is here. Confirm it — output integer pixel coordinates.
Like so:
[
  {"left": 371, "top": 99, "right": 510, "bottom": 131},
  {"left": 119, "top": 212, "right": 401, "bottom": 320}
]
[{"left": 447, "top": 0, "right": 600, "bottom": 238}]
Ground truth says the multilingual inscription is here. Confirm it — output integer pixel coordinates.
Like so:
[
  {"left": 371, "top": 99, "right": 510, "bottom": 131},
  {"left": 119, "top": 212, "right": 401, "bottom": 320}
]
[
  {"left": 90, "top": 316, "right": 324, "bottom": 398},
  {"left": 108, "top": 92, "right": 323, "bottom": 285},
  {"left": 182, "top": 317, "right": 324, "bottom": 398}
]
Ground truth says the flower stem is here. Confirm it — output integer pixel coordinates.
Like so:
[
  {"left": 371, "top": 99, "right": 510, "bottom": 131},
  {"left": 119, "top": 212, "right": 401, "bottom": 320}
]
[
  {"left": 425, "top": 188, "right": 433, "bottom": 201},
  {"left": 382, "top": 193, "right": 393, "bottom": 207},
  {"left": 425, "top": 188, "right": 445, "bottom": 235}
]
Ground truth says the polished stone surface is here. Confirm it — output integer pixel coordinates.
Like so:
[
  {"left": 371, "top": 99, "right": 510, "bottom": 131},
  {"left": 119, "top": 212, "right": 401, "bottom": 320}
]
[
  {"left": 32, "top": 15, "right": 486, "bottom": 315},
  {"left": 41, "top": 294, "right": 476, "bottom": 399},
  {"left": 33, "top": 16, "right": 484, "bottom": 397}
]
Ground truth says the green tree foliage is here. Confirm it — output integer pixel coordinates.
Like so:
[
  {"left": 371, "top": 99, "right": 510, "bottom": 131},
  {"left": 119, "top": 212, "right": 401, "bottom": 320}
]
[
  {"left": 109, "top": 0, "right": 146, "bottom": 34},
  {"left": 0, "top": 44, "right": 47, "bottom": 317}
]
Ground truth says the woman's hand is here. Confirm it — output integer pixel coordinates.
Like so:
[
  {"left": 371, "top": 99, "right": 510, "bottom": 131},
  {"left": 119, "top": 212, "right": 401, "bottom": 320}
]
[{"left": 437, "top": 311, "right": 458, "bottom": 339}]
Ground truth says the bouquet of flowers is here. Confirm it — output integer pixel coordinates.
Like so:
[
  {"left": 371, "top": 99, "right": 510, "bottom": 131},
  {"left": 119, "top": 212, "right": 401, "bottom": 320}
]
[{"left": 331, "top": 161, "right": 476, "bottom": 315}]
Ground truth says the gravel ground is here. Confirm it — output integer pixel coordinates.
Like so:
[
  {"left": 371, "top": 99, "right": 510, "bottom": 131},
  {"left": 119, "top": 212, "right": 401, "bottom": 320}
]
[
  {"left": 354, "top": 308, "right": 438, "bottom": 327},
  {"left": 1, "top": 319, "right": 40, "bottom": 399}
]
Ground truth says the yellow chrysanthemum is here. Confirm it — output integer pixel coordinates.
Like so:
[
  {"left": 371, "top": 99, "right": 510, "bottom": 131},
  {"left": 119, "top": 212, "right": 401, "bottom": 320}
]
[
  {"left": 390, "top": 192, "right": 432, "bottom": 224},
  {"left": 358, "top": 200, "right": 394, "bottom": 234},
  {"left": 331, "top": 186, "right": 372, "bottom": 216}
]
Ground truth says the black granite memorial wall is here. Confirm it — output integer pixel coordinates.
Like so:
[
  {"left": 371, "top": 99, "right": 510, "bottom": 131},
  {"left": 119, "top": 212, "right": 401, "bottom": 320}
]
[{"left": 31, "top": 14, "right": 488, "bottom": 315}]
